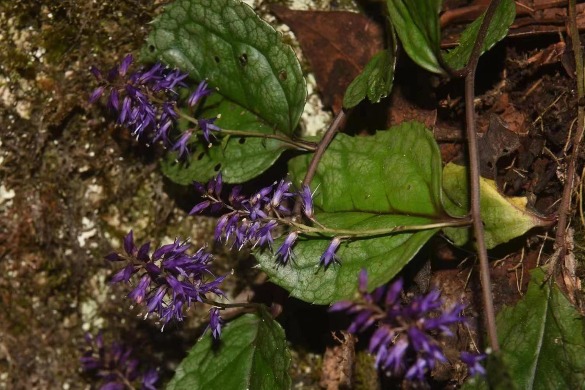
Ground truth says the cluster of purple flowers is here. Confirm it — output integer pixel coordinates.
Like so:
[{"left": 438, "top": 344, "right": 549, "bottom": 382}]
[
  {"left": 80, "top": 331, "right": 158, "bottom": 390},
  {"left": 106, "top": 230, "right": 225, "bottom": 332},
  {"left": 189, "top": 174, "right": 342, "bottom": 267},
  {"left": 89, "top": 54, "right": 220, "bottom": 158},
  {"left": 330, "top": 270, "right": 486, "bottom": 381}
]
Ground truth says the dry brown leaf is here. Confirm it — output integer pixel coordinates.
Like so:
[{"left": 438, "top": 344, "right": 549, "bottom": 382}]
[{"left": 271, "top": 5, "right": 384, "bottom": 112}]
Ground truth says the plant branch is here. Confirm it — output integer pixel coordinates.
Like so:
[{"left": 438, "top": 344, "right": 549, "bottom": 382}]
[
  {"left": 179, "top": 111, "right": 317, "bottom": 151},
  {"left": 293, "top": 109, "right": 347, "bottom": 215},
  {"left": 440, "top": 0, "right": 503, "bottom": 78},
  {"left": 554, "top": 0, "right": 585, "bottom": 271},
  {"left": 461, "top": 0, "right": 503, "bottom": 352},
  {"left": 289, "top": 217, "right": 472, "bottom": 238}
]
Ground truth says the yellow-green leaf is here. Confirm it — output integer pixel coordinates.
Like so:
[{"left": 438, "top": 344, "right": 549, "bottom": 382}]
[{"left": 442, "top": 163, "right": 551, "bottom": 248}]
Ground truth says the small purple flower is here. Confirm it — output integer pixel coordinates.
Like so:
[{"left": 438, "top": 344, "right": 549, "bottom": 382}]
[
  {"left": 198, "top": 117, "right": 221, "bottom": 144},
  {"left": 189, "top": 200, "right": 211, "bottom": 215},
  {"left": 271, "top": 180, "right": 293, "bottom": 211},
  {"left": 118, "top": 54, "right": 133, "bottom": 76},
  {"left": 141, "top": 368, "right": 159, "bottom": 390},
  {"left": 188, "top": 80, "right": 213, "bottom": 107},
  {"left": 330, "top": 271, "right": 467, "bottom": 382},
  {"left": 128, "top": 275, "right": 151, "bottom": 304},
  {"left": 300, "top": 185, "right": 315, "bottom": 219},
  {"left": 460, "top": 352, "right": 487, "bottom": 377},
  {"left": 255, "top": 220, "right": 278, "bottom": 249},
  {"left": 157, "top": 68, "right": 188, "bottom": 92},
  {"left": 124, "top": 230, "right": 135, "bottom": 256},
  {"left": 209, "top": 172, "right": 223, "bottom": 197},
  {"left": 89, "top": 86, "right": 106, "bottom": 103},
  {"left": 275, "top": 231, "right": 298, "bottom": 265},
  {"left": 171, "top": 130, "right": 193, "bottom": 159},
  {"left": 153, "top": 119, "right": 173, "bottom": 144},
  {"left": 320, "top": 237, "right": 341, "bottom": 267},
  {"left": 207, "top": 307, "right": 223, "bottom": 340}
]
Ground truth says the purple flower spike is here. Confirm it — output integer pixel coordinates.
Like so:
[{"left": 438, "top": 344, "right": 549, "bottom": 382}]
[
  {"left": 107, "top": 230, "right": 226, "bottom": 328},
  {"left": 89, "top": 55, "right": 193, "bottom": 149},
  {"left": 320, "top": 237, "right": 341, "bottom": 267},
  {"left": 330, "top": 270, "right": 467, "bottom": 382},
  {"left": 275, "top": 231, "right": 298, "bottom": 265},
  {"left": 81, "top": 331, "right": 158, "bottom": 390},
  {"left": 188, "top": 80, "right": 213, "bottom": 107}
]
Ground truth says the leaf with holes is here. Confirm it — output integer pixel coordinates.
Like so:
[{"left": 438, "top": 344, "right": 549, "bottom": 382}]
[
  {"left": 343, "top": 49, "right": 396, "bottom": 109},
  {"left": 256, "top": 213, "right": 438, "bottom": 304},
  {"left": 442, "top": 163, "right": 551, "bottom": 248},
  {"left": 386, "top": 0, "right": 443, "bottom": 74},
  {"left": 257, "top": 122, "right": 456, "bottom": 304},
  {"left": 141, "top": 0, "right": 306, "bottom": 134},
  {"left": 161, "top": 94, "right": 294, "bottom": 184},
  {"left": 167, "top": 309, "right": 291, "bottom": 390},
  {"left": 442, "top": 0, "right": 515, "bottom": 70}
]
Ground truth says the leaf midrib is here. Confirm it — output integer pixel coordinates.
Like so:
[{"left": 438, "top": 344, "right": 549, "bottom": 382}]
[{"left": 526, "top": 284, "right": 551, "bottom": 389}]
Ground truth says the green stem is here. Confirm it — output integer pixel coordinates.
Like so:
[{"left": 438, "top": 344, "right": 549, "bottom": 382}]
[
  {"left": 179, "top": 111, "right": 317, "bottom": 151},
  {"left": 288, "top": 217, "right": 472, "bottom": 238}
]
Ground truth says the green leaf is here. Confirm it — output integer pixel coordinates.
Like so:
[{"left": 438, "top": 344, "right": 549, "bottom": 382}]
[
  {"left": 289, "top": 121, "right": 446, "bottom": 217},
  {"left": 442, "top": 0, "right": 516, "bottom": 70},
  {"left": 258, "top": 122, "right": 450, "bottom": 304},
  {"left": 141, "top": 0, "right": 306, "bottom": 134},
  {"left": 343, "top": 48, "right": 396, "bottom": 109},
  {"left": 167, "top": 310, "right": 291, "bottom": 390},
  {"left": 442, "top": 163, "right": 550, "bottom": 248},
  {"left": 257, "top": 213, "right": 437, "bottom": 304},
  {"left": 386, "top": 0, "right": 443, "bottom": 74},
  {"left": 498, "top": 269, "right": 585, "bottom": 388},
  {"left": 161, "top": 95, "right": 291, "bottom": 184},
  {"left": 465, "top": 269, "right": 585, "bottom": 389}
]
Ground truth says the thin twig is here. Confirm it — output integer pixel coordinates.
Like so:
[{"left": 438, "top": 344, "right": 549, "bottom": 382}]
[
  {"left": 461, "top": 0, "right": 503, "bottom": 352},
  {"left": 554, "top": 0, "right": 585, "bottom": 278},
  {"left": 293, "top": 109, "right": 347, "bottom": 215}
]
